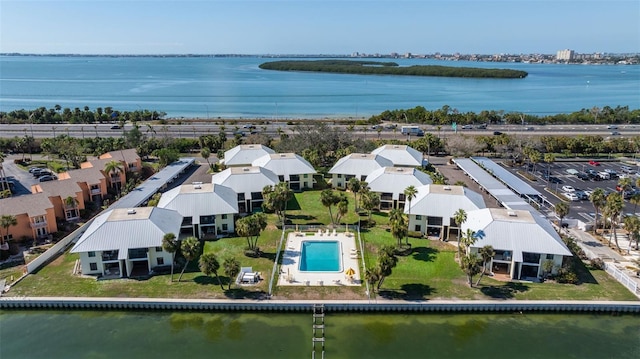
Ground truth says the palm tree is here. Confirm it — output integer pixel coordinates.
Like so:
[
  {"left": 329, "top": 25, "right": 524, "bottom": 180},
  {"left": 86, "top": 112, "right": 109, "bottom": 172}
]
[
  {"left": 199, "top": 252, "right": 223, "bottom": 290},
  {"left": 389, "top": 208, "right": 407, "bottom": 247},
  {"left": 346, "top": 177, "right": 362, "bottom": 211},
  {"left": 459, "top": 228, "right": 479, "bottom": 257},
  {"left": 589, "top": 188, "right": 607, "bottom": 234},
  {"left": 403, "top": 185, "right": 418, "bottom": 245},
  {"left": 320, "top": 189, "right": 338, "bottom": 225},
  {"left": 104, "top": 160, "right": 124, "bottom": 194},
  {"left": 623, "top": 216, "right": 640, "bottom": 254},
  {"left": 1, "top": 214, "right": 18, "bottom": 251},
  {"left": 604, "top": 193, "right": 624, "bottom": 251},
  {"left": 617, "top": 176, "right": 632, "bottom": 196},
  {"left": 223, "top": 257, "right": 241, "bottom": 290},
  {"left": 630, "top": 192, "right": 640, "bottom": 214},
  {"left": 177, "top": 236, "right": 201, "bottom": 282},
  {"left": 475, "top": 245, "right": 495, "bottom": 286},
  {"left": 200, "top": 147, "right": 211, "bottom": 170},
  {"left": 460, "top": 253, "right": 481, "bottom": 287},
  {"left": 162, "top": 233, "right": 179, "bottom": 282},
  {"left": 453, "top": 208, "right": 467, "bottom": 255},
  {"left": 555, "top": 202, "right": 570, "bottom": 229}
]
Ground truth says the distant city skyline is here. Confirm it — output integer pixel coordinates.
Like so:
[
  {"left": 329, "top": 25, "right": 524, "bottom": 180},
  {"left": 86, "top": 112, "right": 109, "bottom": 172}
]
[{"left": 1, "top": 0, "right": 638, "bottom": 55}]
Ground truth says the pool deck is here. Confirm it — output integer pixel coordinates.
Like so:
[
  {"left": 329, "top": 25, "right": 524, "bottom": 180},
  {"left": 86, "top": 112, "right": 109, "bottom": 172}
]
[{"left": 279, "top": 230, "right": 361, "bottom": 287}]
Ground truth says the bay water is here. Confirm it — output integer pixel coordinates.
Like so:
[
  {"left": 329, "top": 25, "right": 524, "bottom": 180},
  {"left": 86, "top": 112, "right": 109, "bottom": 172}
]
[
  {"left": 1, "top": 56, "right": 638, "bottom": 118},
  {"left": 1, "top": 310, "right": 638, "bottom": 358}
]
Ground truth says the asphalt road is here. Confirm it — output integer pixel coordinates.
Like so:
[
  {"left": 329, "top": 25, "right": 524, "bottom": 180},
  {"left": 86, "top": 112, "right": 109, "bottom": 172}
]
[{"left": 1, "top": 122, "right": 639, "bottom": 139}]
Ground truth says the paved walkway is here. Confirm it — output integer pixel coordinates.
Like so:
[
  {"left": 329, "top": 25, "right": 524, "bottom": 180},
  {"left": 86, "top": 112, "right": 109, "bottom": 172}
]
[{"left": 568, "top": 228, "right": 640, "bottom": 291}]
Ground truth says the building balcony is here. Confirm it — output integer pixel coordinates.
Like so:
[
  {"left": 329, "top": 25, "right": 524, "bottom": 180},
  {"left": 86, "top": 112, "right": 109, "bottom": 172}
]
[
  {"left": 102, "top": 251, "right": 119, "bottom": 261},
  {"left": 30, "top": 221, "right": 48, "bottom": 229},
  {"left": 90, "top": 188, "right": 102, "bottom": 195}
]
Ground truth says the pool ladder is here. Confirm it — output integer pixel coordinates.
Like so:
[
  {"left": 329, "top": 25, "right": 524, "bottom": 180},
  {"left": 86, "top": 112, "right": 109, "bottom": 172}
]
[{"left": 312, "top": 304, "right": 325, "bottom": 359}]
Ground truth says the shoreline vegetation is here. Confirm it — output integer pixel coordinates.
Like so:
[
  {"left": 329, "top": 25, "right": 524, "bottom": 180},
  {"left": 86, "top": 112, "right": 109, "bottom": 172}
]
[
  {"left": 2, "top": 105, "right": 639, "bottom": 126},
  {"left": 258, "top": 60, "right": 528, "bottom": 79}
]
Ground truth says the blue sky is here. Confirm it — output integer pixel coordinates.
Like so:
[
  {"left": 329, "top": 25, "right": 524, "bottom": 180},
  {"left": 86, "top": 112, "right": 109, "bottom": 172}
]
[{"left": 1, "top": 0, "right": 638, "bottom": 55}]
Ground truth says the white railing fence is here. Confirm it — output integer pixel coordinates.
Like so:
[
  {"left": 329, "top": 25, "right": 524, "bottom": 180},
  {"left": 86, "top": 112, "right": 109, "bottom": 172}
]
[{"left": 604, "top": 262, "right": 639, "bottom": 296}]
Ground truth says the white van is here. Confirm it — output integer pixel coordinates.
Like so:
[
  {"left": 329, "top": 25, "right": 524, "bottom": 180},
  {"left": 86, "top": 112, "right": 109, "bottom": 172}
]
[
  {"left": 598, "top": 171, "right": 610, "bottom": 180},
  {"left": 620, "top": 165, "right": 634, "bottom": 174}
]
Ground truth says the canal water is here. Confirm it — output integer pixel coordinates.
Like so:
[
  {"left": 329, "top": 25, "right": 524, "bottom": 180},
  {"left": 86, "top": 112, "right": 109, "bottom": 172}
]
[{"left": 1, "top": 310, "right": 638, "bottom": 358}]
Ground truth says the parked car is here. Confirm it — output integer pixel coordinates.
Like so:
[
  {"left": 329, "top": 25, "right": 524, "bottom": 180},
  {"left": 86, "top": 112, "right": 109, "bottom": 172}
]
[
  {"left": 32, "top": 169, "right": 51, "bottom": 177},
  {"left": 574, "top": 191, "right": 588, "bottom": 200},
  {"left": 566, "top": 168, "right": 579, "bottom": 175},
  {"left": 576, "top": 172, "right": 590, "bottom": 181},
  {"left": 583, "top": 190, "right": 593, "bottom": 198},
  {"left": 598, "top": 171, "right": 611, "bottom": 180},
  {"left": 562, "top": 185, "right": 575, "bottom": 192},
  {"left": 28, "top": 167, "right": 46, "bottom": 174},
  {"left": 548, "top": 176, "right": 562, "bottom": 184},
  {"left": 563, "top": 192, "right": 580, "bottom": 201},
  {"left": 588, "top": 160, "right": 600, "bottom": 166},
  {"left": 620, "top": 165, "right": 634, "bottom": 173},
  {"left": 604, "top": 169, "right": 618, "bottom": 176},
  {"left": 38, "top": 175, "right": 57, "bottom": 182}
]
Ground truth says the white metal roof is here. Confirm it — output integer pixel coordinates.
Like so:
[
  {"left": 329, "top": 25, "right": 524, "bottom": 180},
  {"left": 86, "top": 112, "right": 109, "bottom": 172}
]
[
  {"left": 251, "top": 153, "right": 316, "bottom": 180},
  {"left": 157, "top": 183, "right": 238, "bottom": 223},
  {"left": 71, "top": 207, "right": 182, "bottom": 254},
  {"left": 405, "top": 184, "right": 486, "bottom": 218},
  {"left": 111, "top": 158, "right": 195, "bottom": 209},
  {"left": 211, "top": 166, "right": 279, "bottom": 196},
  {"left": 365, "top": 167, "right": 433, "bottom": 200},
  {"left": 223, "top": 144, "right": 275, "bottom": 166},
  {"left": 371, "top": 144, "right": 423, "bottom": 167},
  {"left": 462, "top": 208, "right": 572, "bottom": 262},
  {"left": 328, "top": 153, "right": 393, "bottom": 178},
  {"left": 471, "top": 157, "right": 542, "bottom": 196}
]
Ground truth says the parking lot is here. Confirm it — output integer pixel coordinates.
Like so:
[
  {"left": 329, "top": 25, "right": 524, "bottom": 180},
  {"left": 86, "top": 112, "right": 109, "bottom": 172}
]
[{"left": 503, "top": 159, "right": 640, "bottom": 223}]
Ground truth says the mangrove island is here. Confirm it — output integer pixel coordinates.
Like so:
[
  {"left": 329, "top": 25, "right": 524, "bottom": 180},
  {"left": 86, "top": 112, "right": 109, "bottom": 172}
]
[{"left": 258, "top": 59, "right": 528, "bottom": 79}]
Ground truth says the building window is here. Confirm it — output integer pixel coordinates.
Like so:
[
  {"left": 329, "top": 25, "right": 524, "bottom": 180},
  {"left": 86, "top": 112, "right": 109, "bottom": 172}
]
[
  {"left": 546, "top": 254, "right": 554, "bottom": 260},
  {"left": 89, "top": 263, "right": 97, "bottom": 271},
  {"left": 415, "top": 215, "right": 422, "bottom": 220},
  {"left": 155, "top": 247, "right": 163, "bottom": 252},
  {"left": 222, "top": 223, "right": 228, "bottom": 231},
  {"left": 221, "top": 214, "right": 228, "bottom": 219},
  {"left": 337, "top": 174, "right": 342, "bottom": 178},
  {"left": 88, "top": 251, "right": 96, "bottom": 257},
  {"left": 157, "top": 258, "right": 165, "bottom": 265},
  {"left": 415, "top": 225, "right": 422, "bottom": 232}
]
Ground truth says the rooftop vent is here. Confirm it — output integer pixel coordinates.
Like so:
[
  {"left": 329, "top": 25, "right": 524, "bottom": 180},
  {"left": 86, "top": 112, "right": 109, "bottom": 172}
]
[
  {"left": 243, "top": 167, "right": 250, "bottom": 172},
  {"left": 280, "top": 154, "right": 287, "bottom": 157},
  {"left": 443, "top": 186, "right": 451, "bottom": 191},
  {"left": 507, "top": 211, "right": 517, "bottom": 217},
  {"left": 193, "top": 182, "right": 202, "bottom": 189},
  {"left": 127, "top": 209, "right": 137, "bottom": 215}
]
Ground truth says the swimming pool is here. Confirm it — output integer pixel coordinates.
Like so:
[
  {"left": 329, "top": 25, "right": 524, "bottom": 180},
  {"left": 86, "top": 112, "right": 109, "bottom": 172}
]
[{"left": 299, "top": 241, "right": 341, "bottom": 272}]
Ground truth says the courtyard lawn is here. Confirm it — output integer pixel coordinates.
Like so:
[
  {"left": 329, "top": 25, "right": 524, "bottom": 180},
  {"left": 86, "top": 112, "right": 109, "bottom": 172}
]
[
  {"left": 359, "top": 228, "right": 638, "bottom": 301},
  {"left": 7, "top": 232, "right": 282, "bottom": 299}
]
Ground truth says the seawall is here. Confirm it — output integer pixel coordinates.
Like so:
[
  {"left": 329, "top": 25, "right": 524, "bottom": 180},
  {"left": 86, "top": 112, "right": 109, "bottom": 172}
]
[{"left": 2, "top": 297, "right": 639, "bottom": 313}]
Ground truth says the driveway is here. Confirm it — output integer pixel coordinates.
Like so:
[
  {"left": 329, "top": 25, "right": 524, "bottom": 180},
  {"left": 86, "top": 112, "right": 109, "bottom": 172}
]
[{"left": 1, "top": 157, "right": 39, "bottom": 196}]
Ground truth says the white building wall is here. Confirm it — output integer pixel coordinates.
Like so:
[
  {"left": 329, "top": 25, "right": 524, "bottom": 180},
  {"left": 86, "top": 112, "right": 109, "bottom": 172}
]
[{"left": 79, "top": 251, "right": 104, "bottom": 275}]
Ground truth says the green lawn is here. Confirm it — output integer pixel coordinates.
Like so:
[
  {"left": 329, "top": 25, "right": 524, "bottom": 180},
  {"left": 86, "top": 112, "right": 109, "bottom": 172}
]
[{"left": 5, "top": 189, "right": 638, "bottom": 301}]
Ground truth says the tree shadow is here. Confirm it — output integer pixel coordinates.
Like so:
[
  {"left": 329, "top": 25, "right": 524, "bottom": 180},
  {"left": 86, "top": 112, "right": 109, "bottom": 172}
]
[
  {"left": 377, "top": 284, "right": 435, "bottom": 300},
  {"left": 287, "top": 214, "right": 317, "bottom": 221},
  {"left": 193, "top": 275, "right": 217, "bottom": 285},
  {"left": 411, "top": 246, "right": 438, "bottom": 262},
  {"left": 224, "top": 288, "right": 268, "bottom": 299},
  {"left": 480, "top": 281, "right": 530, "bottom": 299}
]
